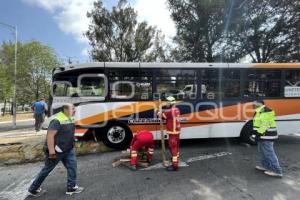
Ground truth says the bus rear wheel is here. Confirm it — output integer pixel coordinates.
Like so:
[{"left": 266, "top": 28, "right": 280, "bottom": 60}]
[
  {"left": 240, "top": 120, "right": 257, "bottom": 145},
  {"left": 101, "top": 122, "right": 132, "bottom": 150}
]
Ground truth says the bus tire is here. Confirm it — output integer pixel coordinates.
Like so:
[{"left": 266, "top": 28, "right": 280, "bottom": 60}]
[
  {"left": 101, "top": 122, "right": 132, "bottom": 150},
  {"left": 240, "top": 121, "right": 257, "bottom": 145}
]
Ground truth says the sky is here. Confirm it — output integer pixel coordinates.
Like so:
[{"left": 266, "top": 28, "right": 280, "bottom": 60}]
[{"left": 0, "top": 0, "right": 175, "bottom": 64}]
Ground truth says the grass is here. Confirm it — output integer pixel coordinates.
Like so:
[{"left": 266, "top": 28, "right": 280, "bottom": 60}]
[{"left": 0, "top": 112, "right": 33, "bottom": 122}]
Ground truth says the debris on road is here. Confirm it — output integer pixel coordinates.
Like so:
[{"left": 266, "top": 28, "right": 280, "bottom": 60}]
[{"left": 112, "top": 150, "right": 149, "bottom": 169}]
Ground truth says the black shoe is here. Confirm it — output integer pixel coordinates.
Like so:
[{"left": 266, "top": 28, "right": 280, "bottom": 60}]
[
  {"left": 130, "top": 165, "right": 137, "bottom": 171},
  {"left": 166, "top": 166, "right": 178, "bottom": 171},
  {"left": 28, "top": 188, "right": 46, "bottom": 198},
  {"left": 66, "top": 185, "right": 84, "bottom": 195}
]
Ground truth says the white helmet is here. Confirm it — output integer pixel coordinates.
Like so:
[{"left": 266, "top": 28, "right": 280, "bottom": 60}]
[{"left": 166, "top": 96, "right": 176, "bottom": 104}]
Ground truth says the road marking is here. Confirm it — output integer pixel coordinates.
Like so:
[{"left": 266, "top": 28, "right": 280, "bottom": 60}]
[
  {"left": 142, "top": 151, "right": 232, "bottom": 171},
  {"left": 0, "top": 119, "right": 34, "bottom": 124},
  {"left": 186, "top": 152, "right": 232, "bottom": 163},
  {"left": 0, "top": 176, "right": 35, "bottom": 200},
  {"left": 142, "top": 161, "right": 189, "bottom": 170}
]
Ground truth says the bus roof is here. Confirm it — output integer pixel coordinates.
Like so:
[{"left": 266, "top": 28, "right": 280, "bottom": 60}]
[{"left": 53, "top": 62, "right": 300, "bottom": 75}]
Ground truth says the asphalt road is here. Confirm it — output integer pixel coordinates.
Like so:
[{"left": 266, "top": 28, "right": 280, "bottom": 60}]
[
  {"left": 0, "top": 120, "right": 34, "bottom": 132},
  {"left": 1, "top": 136, "right": 300, "bottom": 200}
]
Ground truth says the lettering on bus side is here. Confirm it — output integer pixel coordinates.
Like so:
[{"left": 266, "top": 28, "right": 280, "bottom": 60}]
[{"left": 128, "top": 118, "right": 188, "bottom": 124}]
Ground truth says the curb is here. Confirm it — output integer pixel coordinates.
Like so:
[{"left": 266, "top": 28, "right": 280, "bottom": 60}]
[{"left": 0, "top": 133, "right": 113, "bottom": 165}]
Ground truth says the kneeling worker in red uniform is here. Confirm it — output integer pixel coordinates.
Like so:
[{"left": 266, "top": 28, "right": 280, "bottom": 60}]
[
  {"left": 130, "top": 130, "right": 154, "bottom": 171},
  {"left": 158, "top": 96, "right": 181, "bottom": 171}
]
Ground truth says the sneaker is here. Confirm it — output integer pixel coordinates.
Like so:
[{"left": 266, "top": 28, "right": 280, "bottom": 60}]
[
  {"left": 255, "top": 165, "right": 267, "bottom": 171},
  {"left": 264, "top": 171, "right": 283, "bottom": 178},
  {"left": 28, "top": 188, "right": 46, "bottom": 198},
  {"left": 130, "top": 165, "right": 137, "bottom": 171},
  {"left": 66, "top": 185, "right": 84, "bottom": 195},
  {"left": 166, "top": 166, "right": 178, "bottom": 172}
]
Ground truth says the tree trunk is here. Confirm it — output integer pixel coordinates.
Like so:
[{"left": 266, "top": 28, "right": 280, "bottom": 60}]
[
  {"left": 10, "top": 101, "right": 13, "bottom": 115},
  {"left": 2, "top": 99, "right": 6, "bottom": 116}
]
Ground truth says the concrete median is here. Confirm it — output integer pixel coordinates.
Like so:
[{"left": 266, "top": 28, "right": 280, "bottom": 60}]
[{"left": 0, "top": 129, "right": 113, "bottom": 165}]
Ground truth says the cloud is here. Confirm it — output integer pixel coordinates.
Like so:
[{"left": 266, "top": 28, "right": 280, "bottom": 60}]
[
  {"left": 22, "top": 0, "right": 94, "bottom": 44},
  {"left": 22, "top": 0, "right": 176, "bottom": 58},
  {"left": 134, "top": 0, "right": 176, "bottom": 40},
  {"left": 81, "top": 47, "right": 90, "bottom": 57}
]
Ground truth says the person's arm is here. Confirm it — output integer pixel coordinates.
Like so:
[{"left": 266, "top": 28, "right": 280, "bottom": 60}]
[
  {"left": 130, "top": 134, "right": 137, "bottom": 148},
  {"left": 47, "top": 119, "right": 60, "bottom": 159},
  {"left": 47, "top": 130, "right": 57, "bottom": 158},
  {"left": 157, "top": 110, "right": 168, "bottom": 119},
  {"left": 32, "top": 103, "right": 35, "bottom": 112},
  {"left": 44, "top": 103, "right": 48, "bottom": 112}
]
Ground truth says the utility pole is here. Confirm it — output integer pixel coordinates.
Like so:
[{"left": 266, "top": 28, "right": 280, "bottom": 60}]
[{"left": 0, "top": 22, "right": 17, "bottom": 128}]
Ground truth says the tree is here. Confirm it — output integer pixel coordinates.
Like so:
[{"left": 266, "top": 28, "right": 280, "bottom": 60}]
[
  {"left": 145, "top": 30, "right": 172, "bottom": 62},
  {"left": 86, "top": 0, "right": 165, "bottom": 62},
  {"left": 168, "top": 0, "right": 238, "bottom": 62},
  {"left": 0, "top": 40, "right": 60, "bottom": 107},
  {"left": 168, "top": 0, "right": 299, "bottom": 63},
  {"left": 228, "top": 0, "right": 300, "bottom": 63}
]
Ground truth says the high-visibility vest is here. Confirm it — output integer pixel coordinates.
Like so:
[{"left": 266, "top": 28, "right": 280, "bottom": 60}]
[
  {"left": 49, "top": 112, "right": 75, "bottom": 152},
  {"left": 162, "top": 107, "right": 181, "bottom": 135},
  {"left": 253, "top": 105, "right": 278, "bottom": 140}
]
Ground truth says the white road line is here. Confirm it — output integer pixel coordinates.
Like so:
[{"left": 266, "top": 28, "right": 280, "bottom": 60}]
[
  {"left": 0, "top": 176, "right": 35, "bottom": 200},
  {"left": 186, "top": 152, "right": 232, "bottom": 163},
  {"left": 142, "top": 151, "right": 232, "bottom": 171},
  {"left": 142, "top": 161, "right": 189, "bottom": 170}
]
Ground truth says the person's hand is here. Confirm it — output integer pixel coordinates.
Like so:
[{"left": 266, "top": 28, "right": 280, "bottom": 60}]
[
  {"left": 48, "top": 149, "right": 56, "bottom": 159},
  {"left": 48, "top": 153, "right": 57, "bottom": 160},
  {"left": 157, "top": 112, "right": 162, "bottom": 117},
  {"left": 250, "top": 134, "right": 256, "bottom": 142}
]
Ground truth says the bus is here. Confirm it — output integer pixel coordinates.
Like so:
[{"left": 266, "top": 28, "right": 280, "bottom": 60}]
[{"left": 49, "top": 62, "right": 300, "bottom": 149}]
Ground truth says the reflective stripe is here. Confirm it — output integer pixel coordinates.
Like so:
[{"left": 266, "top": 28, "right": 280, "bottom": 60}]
[
  {"left": 131, "top": 153, "right": 138, "bottom": 157},
  {"left": 172, "top": 156, "right": 178, "bottom": 162},
  {"left": 267, "top": 128, "right": 277, "bottom": 131},
  {"left": 253, "top": 128, "right": 258, "bottom": 130},
  {"left": 260, "top": 135, "right": 278, "bottom": 139},
  {"left": 53, "top": 112, "right": 74, "bottom": 124},
  {"left": 173, "top": 114, "right": 176, "bottom": 132},
  {"left": 75, "top": 133, "right": 85, "bottom": 137},
  {"left": 167, "top": 131, "right": 180, "bottom": 135}
]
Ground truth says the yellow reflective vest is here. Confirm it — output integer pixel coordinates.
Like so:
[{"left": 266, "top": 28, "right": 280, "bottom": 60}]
[
  {"left": 48, "top": 111, "right": 75, "bottom": 152},
  {"left": 253, "top": 105, "right": 278, "bottom": 140}
]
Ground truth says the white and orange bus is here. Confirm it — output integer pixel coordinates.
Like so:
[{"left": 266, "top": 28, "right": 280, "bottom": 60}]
[{"left": 49, "top": 62, "right": 300, "bottom": 149}]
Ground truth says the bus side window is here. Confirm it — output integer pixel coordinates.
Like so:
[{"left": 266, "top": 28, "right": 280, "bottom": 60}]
[
  {"left": 52, "top": 82, "right": 73, "bottom": 97},
  {"left": 139, "top": 70, "right": 153, "bottom": 100},
  {"left": 155, "top": 69, "right": 197, "bottom": 100},
  {"left": 243, "top": 70, "right": 281, "bottom": 98},
  {"left": 200, "top": 69, "right": 220, "bottom": 100},
  {"left": 79, "top": 77, "right": 105, "bottom": 97},
  {"left": 221, "top": 69, "right": 241, "bottom": 98},
  {"left": 111, "top": 81, "right": 135, "bottom": 99},
  {"left": 109, "top": 69, "right": 152, "bottom": 100},
  {"left": 284, "top": 70, "right": 300, "bottom": 97}
]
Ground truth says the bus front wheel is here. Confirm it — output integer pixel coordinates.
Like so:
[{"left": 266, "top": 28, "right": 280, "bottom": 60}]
[
  {"left": 101, "top": 122, "right": 132, "bottom": 150},
  {"left": 240, "top": 121, "right": 257, "bottom": 145}
]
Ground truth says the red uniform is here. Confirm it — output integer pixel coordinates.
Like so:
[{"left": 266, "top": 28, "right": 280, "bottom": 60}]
[
  {"left": 130, "top": 130, "right": 154, "bottom": 166},
  {"left": 162, "top": 106, "right": 181, "bottom": 169}
]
